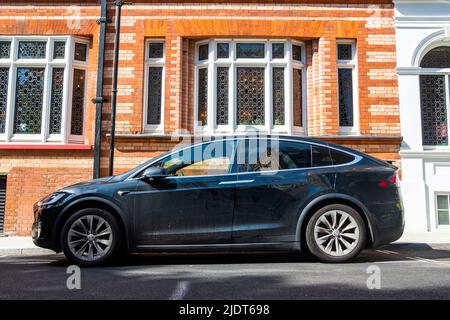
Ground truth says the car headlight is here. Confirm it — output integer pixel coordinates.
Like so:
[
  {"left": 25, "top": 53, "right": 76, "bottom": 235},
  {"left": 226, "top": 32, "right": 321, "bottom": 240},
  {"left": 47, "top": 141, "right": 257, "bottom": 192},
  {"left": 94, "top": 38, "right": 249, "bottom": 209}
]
[{"left": 37, "top": 192, "right": 68, "bottom": 207}]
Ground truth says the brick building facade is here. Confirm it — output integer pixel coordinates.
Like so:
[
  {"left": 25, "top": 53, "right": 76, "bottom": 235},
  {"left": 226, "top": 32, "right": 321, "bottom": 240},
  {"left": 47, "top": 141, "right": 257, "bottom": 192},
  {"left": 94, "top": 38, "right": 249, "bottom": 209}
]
[{"left": 0, "top": 0, "right": 401, "bottom": 235}]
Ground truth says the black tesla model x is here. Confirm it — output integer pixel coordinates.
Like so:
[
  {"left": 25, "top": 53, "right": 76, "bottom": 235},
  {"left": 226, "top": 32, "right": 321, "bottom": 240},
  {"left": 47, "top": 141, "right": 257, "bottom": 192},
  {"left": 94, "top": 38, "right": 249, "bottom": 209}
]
[{"left": 32, "top": 136, "right": 404, "bottom": 266}]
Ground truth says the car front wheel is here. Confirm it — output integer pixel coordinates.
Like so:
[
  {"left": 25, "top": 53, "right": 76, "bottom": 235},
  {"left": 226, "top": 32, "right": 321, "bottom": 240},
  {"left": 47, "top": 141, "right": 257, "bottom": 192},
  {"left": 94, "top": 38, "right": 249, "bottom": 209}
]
[
  {"left": 305, "top": 204, "right": 366, "bottom": 263},
  {"left": 61, "top": 208, "right": 123, "bottom": 267}
]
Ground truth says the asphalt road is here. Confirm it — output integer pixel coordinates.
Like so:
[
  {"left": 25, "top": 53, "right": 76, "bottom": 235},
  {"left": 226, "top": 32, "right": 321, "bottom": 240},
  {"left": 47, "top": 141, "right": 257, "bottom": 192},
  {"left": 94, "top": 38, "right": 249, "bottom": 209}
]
[{"left": 1, "top": 243, "right": 450, "bottom": 300}]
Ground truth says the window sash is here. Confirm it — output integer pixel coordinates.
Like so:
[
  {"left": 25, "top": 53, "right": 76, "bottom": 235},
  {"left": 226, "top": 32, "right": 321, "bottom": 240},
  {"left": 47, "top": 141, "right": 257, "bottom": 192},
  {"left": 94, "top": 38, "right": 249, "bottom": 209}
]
[
  {"left": 197, "top": 67, "right": 209, "bottom": 126},
  {"left": 292, "top": 67, "right": 303, "bottom": 128},
  {"left": 13, "top": 67, "right": 45, "bottom": 135},
  {"left": 48, "top": 67, "right": 65, "bottom": 135},
  {"left": 146, "top": 66, "right": 163, "bottom": 126},
  {"left": 0, "top": 67, "right": 9, "bottom": 134},
  {"left": 336, "top": 40, "right": 358, "bottom": 134},
  {"left": 338, "top": 68, "right": 354, "bottom": 128},
  {"left": 216, "top": 66, "right": 229, "bottom": 125},
  {"left": 437, "top": 195, "right": 450, "bottom": 226},
  {"left": 420, "top": 75, "right": 449, "bottom": 147},
  {"left": 143, "top": 40, "right": 165, "bottom": 133},
  {"left": 69, "top": 68, "right": 86, "bottom": 136}
]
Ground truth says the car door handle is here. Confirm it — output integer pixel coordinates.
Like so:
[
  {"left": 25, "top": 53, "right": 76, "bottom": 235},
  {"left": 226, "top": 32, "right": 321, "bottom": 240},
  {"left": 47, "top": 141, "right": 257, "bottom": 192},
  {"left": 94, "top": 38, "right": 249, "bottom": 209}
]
[
  {"left": 118, "top": 190, "right": 131, "bottom": 196},
  {"left": 219, "top": 179, "right": 255, "bottom": 185}
]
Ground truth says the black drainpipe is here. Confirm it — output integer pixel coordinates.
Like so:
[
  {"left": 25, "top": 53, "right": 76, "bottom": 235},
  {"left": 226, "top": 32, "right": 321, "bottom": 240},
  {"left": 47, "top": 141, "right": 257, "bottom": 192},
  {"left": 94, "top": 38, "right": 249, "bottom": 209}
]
[
  {"left": 92, "top": 0, "right": 109, "bottom": 179},
  {"left": 109, "top": 1, "right": 133, "bottom": 176}
]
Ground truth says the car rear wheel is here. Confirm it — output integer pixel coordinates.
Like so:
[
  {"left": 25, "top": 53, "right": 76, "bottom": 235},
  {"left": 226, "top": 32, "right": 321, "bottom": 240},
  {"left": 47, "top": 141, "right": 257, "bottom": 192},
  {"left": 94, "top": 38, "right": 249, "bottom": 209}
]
[
  {"left": 61, "top": 208, "right": 123, "bottom": 267},
  {"left": 305, "top": 204, "right": 366, "bottom": 263}
]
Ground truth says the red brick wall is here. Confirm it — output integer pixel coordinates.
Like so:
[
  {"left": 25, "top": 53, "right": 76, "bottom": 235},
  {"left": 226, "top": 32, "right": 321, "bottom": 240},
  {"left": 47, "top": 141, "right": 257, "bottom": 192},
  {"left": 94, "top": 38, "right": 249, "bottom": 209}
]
[
  {"left": 104, "top": 2, "right": 400, "bottom": 173},
  {"left": 0, "top": 149, "right": 93, "bottom": 235},
  {"left": 0, "top": 1, "right": 401, "bottom": 235}
]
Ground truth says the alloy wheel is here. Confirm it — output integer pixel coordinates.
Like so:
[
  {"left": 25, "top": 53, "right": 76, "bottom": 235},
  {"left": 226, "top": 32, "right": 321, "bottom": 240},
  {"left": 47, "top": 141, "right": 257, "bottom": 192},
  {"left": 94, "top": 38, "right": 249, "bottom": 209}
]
[
  {"left": 313, "top": 210, "right": 360, "bottom": 257},
  {"left": 67, "top": 215, "right": 113, "bottom": 262}
]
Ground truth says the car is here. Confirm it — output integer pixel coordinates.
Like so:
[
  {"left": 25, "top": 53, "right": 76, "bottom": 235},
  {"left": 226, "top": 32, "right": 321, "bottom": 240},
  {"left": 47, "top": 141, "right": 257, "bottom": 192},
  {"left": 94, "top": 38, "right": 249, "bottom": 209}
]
[{"left": 32, "top": 135, "right": 404, "bottom": 266}]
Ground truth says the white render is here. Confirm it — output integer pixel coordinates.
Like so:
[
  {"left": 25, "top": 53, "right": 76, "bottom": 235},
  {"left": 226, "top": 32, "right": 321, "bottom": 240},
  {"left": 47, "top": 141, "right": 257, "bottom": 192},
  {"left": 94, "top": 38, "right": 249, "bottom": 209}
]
[{"left": 395, "top": 0, "right": 450, "bottom": 232}]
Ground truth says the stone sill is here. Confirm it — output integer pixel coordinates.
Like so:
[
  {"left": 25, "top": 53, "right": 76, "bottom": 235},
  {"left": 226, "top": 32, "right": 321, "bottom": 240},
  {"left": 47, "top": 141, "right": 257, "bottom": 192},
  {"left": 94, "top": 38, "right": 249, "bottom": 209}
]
[
  {"left": 108, "top": 133, "right": 403, "bottom": 145},
  {"left": 0, "top": 144, "right": 93, "bottom": 150}
]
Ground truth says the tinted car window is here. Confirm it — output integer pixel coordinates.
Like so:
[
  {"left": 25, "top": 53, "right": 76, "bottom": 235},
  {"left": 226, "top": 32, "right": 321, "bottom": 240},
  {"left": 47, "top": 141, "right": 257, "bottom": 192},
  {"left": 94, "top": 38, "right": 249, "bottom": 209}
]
[
  {"left": 312, "top": 145, "right": 332, "bottom": 167},
  {"left": 330, "top": 148, "right": 355, "bottom": 165},
  {"left": 279, "top": 141, "right": 312, "bottom": 169},
  {"left": 152, "top": 141, "right": 236, "bottom": 177},
  {"left": 239, "top": 140, "right": 311, "bottom": 172}
]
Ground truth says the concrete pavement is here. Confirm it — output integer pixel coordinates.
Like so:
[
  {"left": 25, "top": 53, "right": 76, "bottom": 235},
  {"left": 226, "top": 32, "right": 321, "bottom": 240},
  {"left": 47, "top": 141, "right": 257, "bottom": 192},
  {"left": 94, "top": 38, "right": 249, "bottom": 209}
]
[{"left": 0, "top": 236, "right": 52, "bottom": 256}]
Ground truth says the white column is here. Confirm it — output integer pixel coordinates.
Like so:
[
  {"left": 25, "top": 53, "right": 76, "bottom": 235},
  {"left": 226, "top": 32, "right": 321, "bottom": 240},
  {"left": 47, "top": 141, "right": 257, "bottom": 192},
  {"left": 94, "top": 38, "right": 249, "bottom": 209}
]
[{"left": 398, "top": 74, "right": 423, "bottom": 151}]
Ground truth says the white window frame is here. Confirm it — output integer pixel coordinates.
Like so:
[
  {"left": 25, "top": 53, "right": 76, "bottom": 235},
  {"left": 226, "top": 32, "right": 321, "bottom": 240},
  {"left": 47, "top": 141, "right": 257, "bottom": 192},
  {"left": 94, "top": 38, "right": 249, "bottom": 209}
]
[
  {"left": 337, "top": 40, "right": 359, "bottom": 135},
  {"left": 291, "top": 40, "right": 307, "bottom": 136},
  {"left": 435, "top": 193, "right": 450, "bottom": 229},
  {"left": 194, "top": 39, "right": 306, "bottom": 136},
  {"left": 143, "top": 39, "right": 165, "bottom": 133},
  {"left": 0, "top": 35, "right": 89, "bottom": 144}
]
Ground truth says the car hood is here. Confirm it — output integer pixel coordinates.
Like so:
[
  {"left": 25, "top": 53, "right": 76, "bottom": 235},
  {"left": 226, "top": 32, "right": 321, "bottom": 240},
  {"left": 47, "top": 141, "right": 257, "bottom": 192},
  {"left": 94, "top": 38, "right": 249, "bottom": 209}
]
[{"left": 59, "top": 174, "right": 127, "bottom": 193}]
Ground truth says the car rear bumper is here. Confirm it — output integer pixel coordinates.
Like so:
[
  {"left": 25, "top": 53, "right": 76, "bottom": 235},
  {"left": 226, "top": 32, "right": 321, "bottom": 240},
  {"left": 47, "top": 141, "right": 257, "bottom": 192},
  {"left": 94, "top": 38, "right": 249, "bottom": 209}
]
[
  {"left": 371, "top": 222, "right": 404, "bottom": 248},
  {"left": 368, "top": 201, "right": 405, "bottom": 248}
]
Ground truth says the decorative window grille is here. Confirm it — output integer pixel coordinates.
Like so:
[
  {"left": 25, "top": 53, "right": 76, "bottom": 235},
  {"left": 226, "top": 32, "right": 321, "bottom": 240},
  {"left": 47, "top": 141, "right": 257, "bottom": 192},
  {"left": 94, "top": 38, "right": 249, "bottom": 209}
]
[
  {"left": 420, "top": 75, "right": 448, "bottom": 146},
  {"left": 195, "top": 39, "right": 306, "bottom": 135},
  {"left": 418, "top": 46, "right": 450, "bottom": 147}
]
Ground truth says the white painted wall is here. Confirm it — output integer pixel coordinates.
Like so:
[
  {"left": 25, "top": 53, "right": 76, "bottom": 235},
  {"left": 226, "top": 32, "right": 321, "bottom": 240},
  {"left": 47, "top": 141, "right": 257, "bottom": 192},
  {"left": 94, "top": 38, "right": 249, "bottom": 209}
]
[{"left": 395, "top": 0, "right": 450, "bottom": 232}]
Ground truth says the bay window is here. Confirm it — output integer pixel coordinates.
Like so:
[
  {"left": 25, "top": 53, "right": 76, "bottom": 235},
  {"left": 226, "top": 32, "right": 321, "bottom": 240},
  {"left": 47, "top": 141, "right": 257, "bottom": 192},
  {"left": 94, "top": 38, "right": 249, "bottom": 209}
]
[
  {"left": 194, "top": 39, "right": 306, "bottom": 135},
  {"left": 0, "top": 36, "right": 89, "bottom": 144},
  {"left": 337, "top": 40, "right": 358, "bottom": 135}
]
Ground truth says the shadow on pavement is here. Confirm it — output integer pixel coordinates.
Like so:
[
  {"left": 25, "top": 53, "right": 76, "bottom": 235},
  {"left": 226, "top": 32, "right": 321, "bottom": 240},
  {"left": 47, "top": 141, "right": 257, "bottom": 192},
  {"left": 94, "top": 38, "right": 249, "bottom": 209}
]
[
  {"left": 3, "top": 242, "right": 450, "bottom": 268},
  {"left": 1, "top": 244, "right": 450, "bottom": 299}
]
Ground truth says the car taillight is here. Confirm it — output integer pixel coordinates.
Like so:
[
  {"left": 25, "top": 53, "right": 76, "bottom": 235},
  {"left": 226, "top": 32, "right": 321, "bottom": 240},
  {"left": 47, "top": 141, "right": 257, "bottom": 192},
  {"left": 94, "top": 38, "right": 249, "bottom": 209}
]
[
  {"left": 378, "top": 174, "right": 398, "bottom": 188},
  {"left": 391, "top": 174, "right": 397, "bottom": 184},
  {"left": 378, "top": 180, "right": 389, "bottom": 188}
]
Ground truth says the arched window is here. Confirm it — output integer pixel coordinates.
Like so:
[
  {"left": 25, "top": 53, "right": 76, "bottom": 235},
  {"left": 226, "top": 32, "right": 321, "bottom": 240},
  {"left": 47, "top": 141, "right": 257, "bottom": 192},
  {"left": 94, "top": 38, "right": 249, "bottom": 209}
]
[
  {"left": 420, "top": 46, "right": 450, "bottom": 68},
  {"left": 419, "top": 46, "right": 450, "bottom": 146}
]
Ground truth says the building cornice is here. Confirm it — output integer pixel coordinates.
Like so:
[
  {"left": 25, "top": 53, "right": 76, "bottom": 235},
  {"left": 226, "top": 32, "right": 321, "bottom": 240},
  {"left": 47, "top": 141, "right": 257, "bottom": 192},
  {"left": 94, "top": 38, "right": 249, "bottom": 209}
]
[
  {"left": 0, "top": 0, "right": 394, "bottom": 4},
  {"left": 400, "top": 150, "right": 450, "bottom": 159}
]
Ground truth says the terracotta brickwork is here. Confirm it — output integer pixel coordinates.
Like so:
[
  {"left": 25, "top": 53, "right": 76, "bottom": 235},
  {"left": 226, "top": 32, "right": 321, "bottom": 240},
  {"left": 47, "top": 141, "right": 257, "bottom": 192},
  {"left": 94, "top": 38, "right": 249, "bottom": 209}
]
[
  {"left": 0, "top": 1, "right": 401, "bottom": 235},
  {"left": 103, "top": 1, "right": 400, "bottom": 170},
  {"left": 0, "top": 4, "right": 99, "bottom": 235}
]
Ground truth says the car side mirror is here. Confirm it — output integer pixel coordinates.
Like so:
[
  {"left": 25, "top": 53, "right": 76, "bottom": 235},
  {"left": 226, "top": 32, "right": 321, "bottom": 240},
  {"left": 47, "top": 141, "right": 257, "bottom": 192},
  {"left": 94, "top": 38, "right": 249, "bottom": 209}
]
[{"left": 141, "top": 167, "right": 169, "bottom": 181}]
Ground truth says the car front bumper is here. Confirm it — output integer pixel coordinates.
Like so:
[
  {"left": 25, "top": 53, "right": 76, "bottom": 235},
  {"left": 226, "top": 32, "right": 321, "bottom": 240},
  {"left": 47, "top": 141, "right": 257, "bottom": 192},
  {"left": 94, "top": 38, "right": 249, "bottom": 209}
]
[{"left": 31, "top": 203, "right": 61, "bottom": 252}]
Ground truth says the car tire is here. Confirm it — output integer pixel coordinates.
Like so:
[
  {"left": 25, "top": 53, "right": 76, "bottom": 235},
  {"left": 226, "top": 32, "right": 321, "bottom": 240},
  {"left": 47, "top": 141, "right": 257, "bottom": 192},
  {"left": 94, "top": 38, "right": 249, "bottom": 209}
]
[
  {"left": 305, "top": 204, "right": 366, "bottom": 263},
  {"left": 61, "top": 208, "right": 123, "bottom": 267}
]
